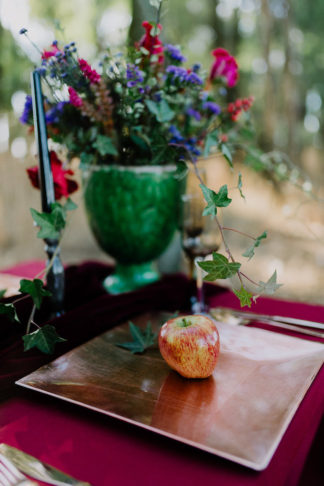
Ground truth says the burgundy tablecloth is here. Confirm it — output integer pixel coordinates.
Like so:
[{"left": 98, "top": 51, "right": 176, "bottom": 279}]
[{"left": 0, "top": 261, "right": 323, "bottom": 486}]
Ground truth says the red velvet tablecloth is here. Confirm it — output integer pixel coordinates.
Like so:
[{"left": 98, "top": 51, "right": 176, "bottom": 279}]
[{"left": 1, "top": 261, "right": 323, "bottom": 486}]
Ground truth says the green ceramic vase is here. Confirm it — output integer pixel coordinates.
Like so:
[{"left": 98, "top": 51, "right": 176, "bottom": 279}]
[{"left": 83, "top": 164, "right": 187, "bottom": 294}]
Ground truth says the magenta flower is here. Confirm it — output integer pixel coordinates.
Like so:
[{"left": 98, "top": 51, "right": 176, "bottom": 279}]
[
  {"left": 209, "top": 48, "right": 238, "bottom": 88},
  {"left": 139, "top": 20, "right": 164, "bottom": 64},
  {"left": 42, "top": 43, "right": 62, "bottom": 59},
  {"left": 78, "top": 58, "right": 101, "bottom": 84},
  {"left": 68, "top": 87, "right": 83, "bottom": 107}
]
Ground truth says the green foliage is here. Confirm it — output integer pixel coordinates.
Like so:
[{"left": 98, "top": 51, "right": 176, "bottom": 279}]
[
  {"left": 116, "top": 321, "right": 157, "bottom": 354},
  {"left": 220, "top": 143, "right": 233, "bottom": 168},
  {"left": 200, "top": 184, "right": 232, "bottom": 217},
  {"left": 237, "top": 172, "right": 245, "bottom": 200},
  {"left": 145, "top": 99, "right": 175, "bottom": 123},
  {"left": 23, "top": 324, "right": 66, "bottom": 354},
  {"left": 203, "top": 131, "right": 219, "bottom": 157},
  {"left": 233, "top": 286, "right": 253, "bottom": 308},
  {"left": 198, "top": 252, "right": 241, "bottom": 281},
  {"left": 64, "top": 197, "right": 78, "bottom": 211},
  {"left": 30, "top": 203, "right": 67, "bottom": 239},
  {"left": 19, "top": 279, "right": 51, "bottom": 309},
  {"left": 93, "top": 135, "right": 118, "bottom": 156},
  {"left": 0, "top": 303, "right": 20, "bottom": 323},
  {"left": 0, "top": 290, "right": 6, "bottom": 299},
  {"left": 242, "top": 231, "right": 267, "bottom": 260},
  {"left": 257, "top": 271, "right": 283, "bottom": 296}
]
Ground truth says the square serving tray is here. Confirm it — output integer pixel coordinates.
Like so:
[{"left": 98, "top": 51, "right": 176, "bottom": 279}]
[{"left": 17, "top": 311, "right": 324, "bottom": 470}]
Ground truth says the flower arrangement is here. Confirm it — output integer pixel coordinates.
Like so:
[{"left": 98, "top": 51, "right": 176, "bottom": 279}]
[
  {"left": 20, "top": 20, "right": 254, "bottom": 173},
  {"left": 1, "top": 3, "right": 285, "bottom": 356}
]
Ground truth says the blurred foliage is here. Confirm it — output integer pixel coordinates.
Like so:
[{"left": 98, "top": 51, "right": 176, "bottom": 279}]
[{"left": 0, "top": 0, "right": 323, "bottom": 177}]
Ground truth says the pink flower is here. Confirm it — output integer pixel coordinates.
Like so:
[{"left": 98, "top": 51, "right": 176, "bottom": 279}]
[
  {"left": 68, "top": 87, "right": 83, "bottom": 107},
  {"left": 27, "top": 151, "right": 78, "bottom": 200},
  {"left": 42, "top": 43, "right": 62, "bottom": 59},
  {"left": 139, "top": 20, "right": 164, "bottom": 64},
  {"left": 78, "top": 58, "right": 101, "bottom": 84},
  {"left": 209, "top": 48, "right": 239, "bottom": 88}
]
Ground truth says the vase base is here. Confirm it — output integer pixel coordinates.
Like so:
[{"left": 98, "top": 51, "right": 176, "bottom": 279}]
[{"left": 103, "top": 262, "right": 160, "bottom": 294}]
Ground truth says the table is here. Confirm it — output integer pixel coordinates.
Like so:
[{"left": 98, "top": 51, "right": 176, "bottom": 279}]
[{"left": 1, "top": 261, "right": 323, "bottom": 486}]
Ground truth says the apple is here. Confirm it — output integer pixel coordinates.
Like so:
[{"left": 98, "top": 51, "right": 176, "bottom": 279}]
[{"left": 158, "top": 314, "right": 220, "bottom": 379}]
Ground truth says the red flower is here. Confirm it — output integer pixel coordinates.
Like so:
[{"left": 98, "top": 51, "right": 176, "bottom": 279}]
[
  {"left": 139, "top": 20, "right": 164, "bottom": 64},
  {"left": 227, "top": 96, "right": 254, "bottom": 122},
  {"left": 68, "top": 87, "right": 83, "bottom": 107},
  {"left": 42, "top": 43, "right": 62, "bottom": 59},
  {"left": 26, "top": 151, "right": 78, "bottom": 200},
  {"left": 209, "top": 48, "right": 239, "bottom": 88},
  {"left": 78, "top": 58, "right": 101, "bottom": 84}
]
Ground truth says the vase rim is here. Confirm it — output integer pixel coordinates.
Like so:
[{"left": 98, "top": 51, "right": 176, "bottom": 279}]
[{"left": 82, "top": 163, "right": 187, "bottom": 175}]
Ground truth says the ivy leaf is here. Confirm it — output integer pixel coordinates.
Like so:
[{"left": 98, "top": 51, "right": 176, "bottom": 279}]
[
  {"left": 0, "top": 289, "right": 6, "bottom": 299},
  {"left": 19, "top": 279, "right": 51, "bottom": 310},
  {"left": 93, "top": 135, "right": 118, "bottom": 156},
  {"left": 198, "top": 252, "right": 241, "bottom": 281},
  {"left": 23, "top": 324, "right": 66, "bottom": 354},
  {"left": 80, "top": 152, "right": 94, "bottom": 170},
  {"left": 233, "top": 286, "right": 253, "bottom": 308},
  {"left": 220, "top": 143, "right": 233, "bottom": 168},
  {"left": 200, "top": 183, "right": 232, "bottom": 217},
  {"left": 0, "top": 302, "right": 20, "bottom": 323},
  {"left": 145, "top": 99, "right": 175, "bottom": 123},
  {"left": 30, "top": 203, "right": 66, "bottom": 240},
  {"left": 242, "top": 231, "right": 267, "bottom": 260},
  {"left": 257, "top": 270, "right": 283, "bottom": 296},
  {"left": 237, "top": 172, "right": 246, "bottom": 200},
  {"left": 203, "top": 131, "right": 219, "bottom": 157},
  {"left": 64, "top": 198, "right": 78, "bottom": 211},
  {"left": 116, "top": 321, "right": 157, "bottom": 354}
]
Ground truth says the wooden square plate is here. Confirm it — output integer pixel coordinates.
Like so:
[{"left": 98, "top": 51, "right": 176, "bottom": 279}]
[{"left": 17, "top": 311, "right": 324, "bottom": 470}]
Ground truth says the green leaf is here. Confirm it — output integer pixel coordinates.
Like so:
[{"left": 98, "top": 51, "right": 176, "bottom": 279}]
[
  {"left": 116, "top": 321, "right": 157, "bottom": 354},
  {"left": 242, "top": 231, "right": 267, "bottom": 260},
  {"left": 0, "top": 289, "right": 6, "bottom": 299},
  {"left": 30, "top": 203, "right": 66, "bottom": 240},
  {"left": 204, "top": 131, "right": 219, "bottom": 158},
  {"left": 198, "top": 252, "right": 241, "bottom": 281},
  {"left": 145, "top": 99, "right": 175, "bottom": 123},
  {"left": 233, "top": 286, "right": 253, "bottom": 307},
  {"left": 93, "top": 135, "right": 118, "bottom": 156},
  {"left": 221, "top": 143, "right": 233, "bottom": 168},
  {"left": 64, "top": 198, "right": 78, "bottom": 211},
  {"left": 200, "top": 183, "right": 232, "bottom": 217},
  {"left": 0, "top": 302, "right": 20, "bottom": 323},
  {"left": 237, "top": 172, "right": 246, "bottom": 200},
  {"left": 19, "top": 279, "right": 51, "bottom": 310},
  {"left": 257, "top": 270, "right": 283, "bottom": 296},
  {"left": 80, "top": 152, "right": 94, "bottom": 170},
  {"left": 23, "top": 324, "right": 66, "bottom": 354}
]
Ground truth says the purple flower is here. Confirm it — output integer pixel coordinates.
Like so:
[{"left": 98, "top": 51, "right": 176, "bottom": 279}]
[
  {"left": 126, "top": 63, "right": 144, "bottom": 88},
  {"left": 186, "top": 72, "right": 203, "bottom": 85},
  {"left": 165, "top": 44, "right": 187, "bottom": 63},
  {"left": 202, "top": 101, "right": 221, "bottom": 115},
  {"left": 45, "top": 101, "right": 68, "bottom": 124},
  {"left": 192, "top": 64, "right": 201, "bottom": 73},
  {"left": 19, "top": 95, "right": 33, "bottom": 124},
  {"left": 19, "top": 28, "right": 27, "bottom": 35},
  {"left": 168, "top": 125, "right": 201, "bottom": 160},
  {"left": 166, "top": 65, "right": 188, "bottom": 83},
  {"left": 186, "top": 107, "right": 201, "bottom": 121}
]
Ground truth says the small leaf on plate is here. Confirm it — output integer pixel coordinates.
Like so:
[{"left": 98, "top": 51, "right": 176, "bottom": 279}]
[
  {"left": 198, "top": 252, "right": 241, "bottom": 281},
  {"left": 257, "top": 270, "right": 283, "bottom": 296},
  {"left": 19, "top": 279, "right": 51, "bottom": 309},
  {"left": 116, "top": 321, "right": 157, "bottom": 354},
  {"left": 23, "top": 324, "right": 66, "bottom": 354},
  {"left": 233, "top": 286, "right": 253, "bottom": 307}
]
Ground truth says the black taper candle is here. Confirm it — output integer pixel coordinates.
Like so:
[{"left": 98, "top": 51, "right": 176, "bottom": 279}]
[{"left": 31, "top": 70, "right": 65, "bottom": 315}]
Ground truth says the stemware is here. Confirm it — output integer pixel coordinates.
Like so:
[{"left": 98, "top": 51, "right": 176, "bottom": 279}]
[{"left": 181, "top": 167, "right": 221, "bottom": 312}]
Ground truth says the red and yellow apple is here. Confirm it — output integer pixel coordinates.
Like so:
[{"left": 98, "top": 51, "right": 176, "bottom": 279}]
[{"left": 158, "top": 314, "right": 220, "bottom": 379}]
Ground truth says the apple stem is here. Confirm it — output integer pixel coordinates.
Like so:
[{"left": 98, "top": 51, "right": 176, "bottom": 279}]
[{"left": 178, "top": 318, "right": 192, "bottom": 327}]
